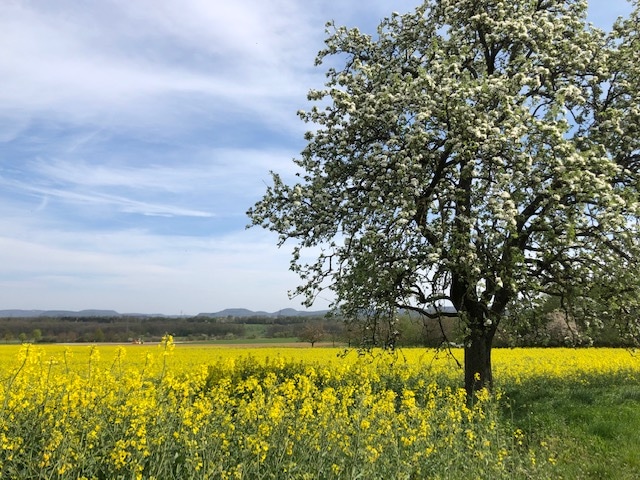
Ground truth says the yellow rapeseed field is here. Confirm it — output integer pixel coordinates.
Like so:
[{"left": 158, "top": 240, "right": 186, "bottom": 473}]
[{"left": 0, "top": 340, "right": 638, "bottom": 479}]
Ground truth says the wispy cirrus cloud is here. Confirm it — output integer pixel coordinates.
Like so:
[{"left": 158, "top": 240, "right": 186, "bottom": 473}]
[
  {"left": 0, "top": 0, "right": 324, "bottom": 140},
  {"left": 11, "top": 183, "right": 213, "bottom": 218}
]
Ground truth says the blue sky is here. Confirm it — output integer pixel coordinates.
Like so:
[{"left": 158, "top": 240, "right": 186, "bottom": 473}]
[{"left": 0, "top": 0, "right": 633, "bottom": 315}]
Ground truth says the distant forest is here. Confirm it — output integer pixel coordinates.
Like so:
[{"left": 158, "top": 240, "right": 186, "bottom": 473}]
[
  {"left": 0, "top": 314, "right": 333, "bottom": 344},
  {"left": 0, "top": 313, "right": 458, "bottom": 346},
  {"left": 0, "top": 312, "right": 631, "bottom": 347}
]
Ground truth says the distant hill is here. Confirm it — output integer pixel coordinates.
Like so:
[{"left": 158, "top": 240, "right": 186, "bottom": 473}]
[
  {"left": 0, "top": 309, "right": 122, "bottom": 318},
  {"left": 0, "top": 308, "right": 329, "bottom": 319},
  {"left": 196, "top": 308, "right": 329, "bottom": 318},
  {"left": 0, "top": 310, "right": 44, "bottom": 318},
  {"left": 197, "top": 308, "right": 270, "bottom": 318},
  {"left": 0, "top": 307, "right": 456, "bottom": 319}
]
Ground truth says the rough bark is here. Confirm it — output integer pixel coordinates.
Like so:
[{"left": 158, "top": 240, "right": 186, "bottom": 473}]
[
  {"left": 451, "top": 268, "right": 499, "bottom": 396},
  {"left": 464, "top": 325, "right": 496, "bottom": 396}
]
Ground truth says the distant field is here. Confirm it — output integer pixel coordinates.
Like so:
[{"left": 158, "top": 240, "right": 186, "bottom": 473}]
[{"left": 0, "top": 344, "right": 638, "bottom": 479}]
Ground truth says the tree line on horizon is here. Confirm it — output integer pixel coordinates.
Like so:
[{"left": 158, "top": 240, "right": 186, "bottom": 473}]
[{"left": 0, "top": 307, "right": 632, "bottom": 347}]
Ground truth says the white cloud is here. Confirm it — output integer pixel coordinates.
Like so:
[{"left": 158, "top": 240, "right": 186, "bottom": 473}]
[
  {"left": 0, "top": 174, "right": 214, "bottom": 218},
  {"left": 1, "top": 0, "right": 628, "bottom": 136},
  {"left": 0, "top": 0, "right": 324, "bottom": 140},
  {"left": 30, "top": 146, "right": 297, "bottom": 193}
]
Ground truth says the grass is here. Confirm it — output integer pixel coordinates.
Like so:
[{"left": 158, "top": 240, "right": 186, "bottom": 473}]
[
  {"left": 243, "top": 324, "right": 267, "bottom": 337},
  {"left": 503, "top": 374, "right": 640, "bottom": 479}
]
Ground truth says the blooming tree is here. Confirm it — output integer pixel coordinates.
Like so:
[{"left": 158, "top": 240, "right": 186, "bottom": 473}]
[{"left": 248, "top": 0, "right": 640, "bottom": 394}]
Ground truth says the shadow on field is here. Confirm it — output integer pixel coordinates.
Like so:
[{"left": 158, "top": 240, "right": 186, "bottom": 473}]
[{"left": 502, "top": 374, "right": 640, "bottom": 479}]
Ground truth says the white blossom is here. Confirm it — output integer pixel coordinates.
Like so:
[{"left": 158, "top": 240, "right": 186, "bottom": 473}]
[{"left": 249, "top": 0, "right": 640, "bottom": 387}]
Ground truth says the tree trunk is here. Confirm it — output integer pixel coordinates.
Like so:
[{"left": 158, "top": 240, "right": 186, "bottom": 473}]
[
  {"left": 464, "top": 326, "right": 495, "bottom": 396},
  {"left": 450, "top": 271, "right": 501, "bottom": 397}
]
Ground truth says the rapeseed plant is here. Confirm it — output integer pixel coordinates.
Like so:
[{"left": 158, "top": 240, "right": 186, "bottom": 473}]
[{"left": 0, "top": 345, "right": 637, "bottom": 478}]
